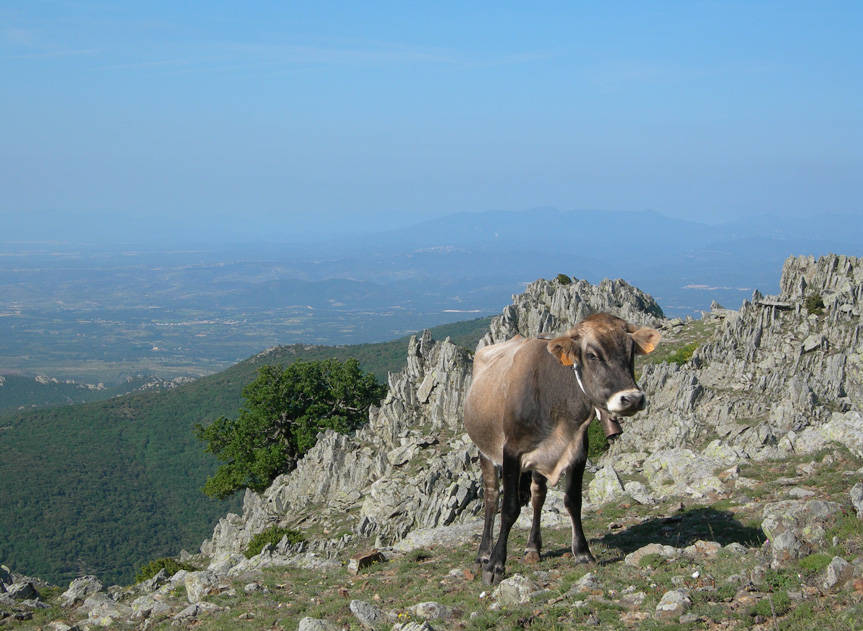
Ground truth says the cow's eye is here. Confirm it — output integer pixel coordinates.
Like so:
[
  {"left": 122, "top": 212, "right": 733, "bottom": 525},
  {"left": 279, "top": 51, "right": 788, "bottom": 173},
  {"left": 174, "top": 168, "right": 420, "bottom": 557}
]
[{"left": 585, "top": 352, "right": 599, "bottom": 361}]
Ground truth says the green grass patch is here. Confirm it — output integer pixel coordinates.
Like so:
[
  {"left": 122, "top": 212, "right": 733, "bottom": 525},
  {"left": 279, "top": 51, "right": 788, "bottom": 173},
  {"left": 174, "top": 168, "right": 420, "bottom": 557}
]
[
  {"left": 750, "top": 590, "right": 792, "bottom": 618},
  {"left": 666, "top": 341, "right": 699, "bottom": 365},
  {"left": 798, "top": 552, "right": 833, "bottom": 574},
  {"left": 244, "top": 526, "right": 305, "bottom": 558},
  {"left": 134, "top": 557, "right": 197, "bottom": 583}
]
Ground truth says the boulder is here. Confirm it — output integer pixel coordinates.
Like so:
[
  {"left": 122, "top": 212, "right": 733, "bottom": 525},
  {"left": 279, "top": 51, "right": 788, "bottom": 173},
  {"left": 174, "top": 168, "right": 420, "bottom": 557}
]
[
  {"left": 588, "top": 465, "right": 625, "bottom": 505},
  {"left": 60, "top": 576, "right": 102, "bottom": 607},
  {"left": 5, "top": 582, "right": 39, "bottom": 601},
  {"left": 761, "top": 500, "right": 842, "bottom": 565},
  {"left": 184, "top": 570, "right": 220, "bottom": 603}
]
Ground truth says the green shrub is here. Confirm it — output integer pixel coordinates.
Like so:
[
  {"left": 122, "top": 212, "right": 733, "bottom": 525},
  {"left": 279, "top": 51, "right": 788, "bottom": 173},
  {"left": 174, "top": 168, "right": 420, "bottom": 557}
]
[
  {"left": 556, "top": 273, "right": 572, "bottom": 285},
  {"left": 798, "top": 552, "right": 833, "bottom": 573},
  {"left": 638, "top": 553, "right": 665, "bottom": 568},
  {"left": 750, "top": 590, "right": 791, "bottom": 618},
  {"left": 587, "top": 418, "right": 610, "bottom": 459},
  {"left": 196, "top": 358, "right": 385, "bottom": 499},
  {"left": 805, "top": 293, "right": 825, "bottom": 315},
  {"left": 666, "top": 342, "right": 698, "bottom": 365},
  {"left": 134, "top": 557, "right": 196, "bottom": 583},
  {"left": 244, "top": 525, "right": 305, "bottom": 558}
]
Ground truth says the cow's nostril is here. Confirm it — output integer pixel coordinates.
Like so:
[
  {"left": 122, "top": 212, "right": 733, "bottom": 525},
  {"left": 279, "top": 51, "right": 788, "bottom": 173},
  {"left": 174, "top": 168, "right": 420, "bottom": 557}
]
[{"left": 621, "top": 392, "right": 644, "bottom": 408}]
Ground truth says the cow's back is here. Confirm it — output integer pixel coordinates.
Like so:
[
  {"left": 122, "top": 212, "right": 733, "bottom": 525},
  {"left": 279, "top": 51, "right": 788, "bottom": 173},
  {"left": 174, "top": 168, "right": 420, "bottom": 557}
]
[{"left": 465, "top": 335, "right": 552, "bottom": 465}]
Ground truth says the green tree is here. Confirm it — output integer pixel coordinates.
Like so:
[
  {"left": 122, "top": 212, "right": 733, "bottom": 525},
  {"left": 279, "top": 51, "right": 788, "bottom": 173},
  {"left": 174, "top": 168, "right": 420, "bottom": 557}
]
[{"left": 195, "top": 359, "right": 385, "bottom": 499}]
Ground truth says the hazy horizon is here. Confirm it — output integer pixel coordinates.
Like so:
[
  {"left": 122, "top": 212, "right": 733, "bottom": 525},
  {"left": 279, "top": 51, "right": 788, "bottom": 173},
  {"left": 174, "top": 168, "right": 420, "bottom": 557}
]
[{"left": 3, "top": 2, "right": 861, "bottom": 248}]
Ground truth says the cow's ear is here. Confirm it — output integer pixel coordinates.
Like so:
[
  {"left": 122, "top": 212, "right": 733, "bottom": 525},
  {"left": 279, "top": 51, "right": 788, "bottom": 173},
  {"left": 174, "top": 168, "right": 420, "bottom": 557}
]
[
  {"left": 630, "top": 327, "right": 661, "bottom": 355},
  {"left": 547, "top": 336, "right": 578, "bottom": 366}
]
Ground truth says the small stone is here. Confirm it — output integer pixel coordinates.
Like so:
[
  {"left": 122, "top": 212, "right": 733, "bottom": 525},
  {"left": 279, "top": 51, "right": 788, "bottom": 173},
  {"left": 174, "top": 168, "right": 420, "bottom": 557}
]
[
  {"left": 624, "top": 543, "right": 680, "bottom": 566},
  {"left": 851, "top": 482, "right": 863, "bottom": 518},
  {"left": 348, "top": 550, "right": 386, "bottom": 575},
  {"left": 244, "top": 582, "right": 268, "bottom": 593},
  {"left": 683, "top": 540, "right": 722, "bottom": 559},
  {"left": 408, "top": 601, "right": 453, "bottom": 620},
  {"left": 655, "top": 589, "right": 691, "bottom": 620},
  {"left": 569, "top": 572, "right": 599, "bottom": 594},
  {"left": 788, "top": 487, "right": 815, "bottom": 498},
  {"left": 621, "top": 591, "right": 646, "bottom": 608},
  {"left": 723, "top": 542, "right": 748, "bottom": 556},
  {"left": 298, "top": 618, "right": 341, "bottom": 631},
  {"left": 621, "top": 611, "right": 650, "bottom": 625},
  {"left": 822, "top": 556, "right": 854, "bottom": 592},
  {"left": 491, "top": 574, "right": 542, "bottom": 606},
  {"left": 350, "top": 599, "right": 387, "bottom": 630},
  {"left": 679, "top": 613, "right": 699, "bottom": 624}
]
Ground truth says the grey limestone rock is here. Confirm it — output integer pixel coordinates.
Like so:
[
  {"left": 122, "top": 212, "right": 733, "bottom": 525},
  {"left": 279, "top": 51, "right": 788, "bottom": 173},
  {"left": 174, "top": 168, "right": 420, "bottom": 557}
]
[
  {"left": 408, "top": 601, "right": 454, "bottom": 620},
  {"left": 655, "top": 589, "right": 691, "bottom": 620},
  {"left": 851, "top": 482, "right": 863, "bottom": 518},
  {"left": 60, "top": 576, "right": 102, "bottom": 607},
  {"left": 349, "top": 599, "right": 388, "bottom": 630},
  {"left": 184, "top": 570, "right": 221, "bottom": 603},
  {"left": 491, "top": 574, "right": 543, "bottom": 606},
  {"left": 587, "top": 465, "right": 625, "bottom": 505},
  {"left": 298, "top": 618, "right": 342, "bottom": 631},
  {"left": 5, "top": 582, "right": 39, "bottom": 601},
  {"left": 822, "top": 556, "right": 854, "bottom": 592},
  {"left": 624, "top": 543, "right": 681, "bottom": 567},
  {"left": 479, "top": 276, "right": 662, "bottom": 348},
  {"left": 761, "top": 499, "right": 842, "bottom": 565},
  {"left": 172, "top": 601, "right": 222, "bottom": 622}
]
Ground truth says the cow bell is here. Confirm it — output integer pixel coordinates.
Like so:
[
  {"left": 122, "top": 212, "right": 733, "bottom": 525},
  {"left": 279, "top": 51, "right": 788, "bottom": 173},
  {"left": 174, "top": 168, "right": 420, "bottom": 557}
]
[{"left": 598, "top": 408, "right": 623, "bottom": 441}]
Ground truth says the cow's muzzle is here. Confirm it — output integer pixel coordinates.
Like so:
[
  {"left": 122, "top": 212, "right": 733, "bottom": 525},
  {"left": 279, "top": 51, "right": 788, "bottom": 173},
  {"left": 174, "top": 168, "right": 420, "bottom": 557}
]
[{"left": 606, "top": 389, "right": 645, "bottom": 416}]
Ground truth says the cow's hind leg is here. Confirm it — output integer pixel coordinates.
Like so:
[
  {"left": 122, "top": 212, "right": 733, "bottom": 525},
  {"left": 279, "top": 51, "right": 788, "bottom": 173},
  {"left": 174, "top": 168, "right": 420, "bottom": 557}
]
[
  {"left": 476, "top": 454, "right": 498, "bottom": 570},
  {"left": 482, "top": 447, "right": 522, "bottom": 585},
  {"left": 564, "top": 430, "right": 595, "bottom": 564},
  {"left": 524, "top": 471, "right": 547, "bottom": 563}
]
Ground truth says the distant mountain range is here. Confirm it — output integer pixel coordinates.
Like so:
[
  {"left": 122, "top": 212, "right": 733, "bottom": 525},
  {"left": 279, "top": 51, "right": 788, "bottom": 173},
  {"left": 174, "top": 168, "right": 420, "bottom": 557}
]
[{"left": 1, "top": 208, "right": 860, "bottom": 381}]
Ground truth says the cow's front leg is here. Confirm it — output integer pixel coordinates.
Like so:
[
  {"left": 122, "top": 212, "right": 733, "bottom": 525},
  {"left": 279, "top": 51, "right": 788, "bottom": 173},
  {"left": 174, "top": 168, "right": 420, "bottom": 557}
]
[
  {"left": 524, "top": 471, "right": 546, "bottom": 563},
  {"left": 476, "top": 454, "right": 499, "bottom": 570},
  {"left": 564, "top": 440, "right": 595, "bottom": 564},
  {"left": 482, "top": 447, "right": 521, "bottom": 585}
]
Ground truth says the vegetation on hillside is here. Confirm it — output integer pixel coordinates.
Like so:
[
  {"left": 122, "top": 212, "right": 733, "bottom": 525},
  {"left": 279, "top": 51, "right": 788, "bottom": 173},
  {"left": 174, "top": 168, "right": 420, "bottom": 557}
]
[
  {"left": 196, "top": 359, "right": 385, "bottom": 499},
  {"left": 0, "top": 317, "right": 492, "bottom": 585}
]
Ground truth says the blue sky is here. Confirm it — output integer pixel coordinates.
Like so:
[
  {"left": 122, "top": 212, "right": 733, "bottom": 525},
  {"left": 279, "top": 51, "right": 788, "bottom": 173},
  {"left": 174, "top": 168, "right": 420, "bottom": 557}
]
[{"left": 2, "top": 1, "right": 861, "bottom": 242}]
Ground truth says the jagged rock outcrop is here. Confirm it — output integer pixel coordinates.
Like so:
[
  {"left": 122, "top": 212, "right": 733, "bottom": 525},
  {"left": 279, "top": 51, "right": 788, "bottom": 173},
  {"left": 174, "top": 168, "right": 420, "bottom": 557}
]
[
  {"left": 201, "top": 273, "right": 666, "bottom": 563},
  {"left": 480, "top": 277, "right": 663, "bottom": 347},
  {"left": 607, "top": 255, "right": 863, "bottom": 491},
  {"left": 201, "top": 330, "right": 478, "bottom": 560}
]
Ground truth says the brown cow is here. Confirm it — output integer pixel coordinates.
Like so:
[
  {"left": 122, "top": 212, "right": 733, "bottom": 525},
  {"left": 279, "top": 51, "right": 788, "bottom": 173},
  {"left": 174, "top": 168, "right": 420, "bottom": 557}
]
[{"left": 464, "top": 313, "right": 660, "bottom": 585}]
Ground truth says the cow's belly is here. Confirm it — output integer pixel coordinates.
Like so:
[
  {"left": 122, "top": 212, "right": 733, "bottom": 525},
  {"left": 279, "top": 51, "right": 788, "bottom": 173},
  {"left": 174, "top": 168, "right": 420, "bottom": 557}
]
[{"left": 520, "top": 419, "right": 589, "bottom": 486}]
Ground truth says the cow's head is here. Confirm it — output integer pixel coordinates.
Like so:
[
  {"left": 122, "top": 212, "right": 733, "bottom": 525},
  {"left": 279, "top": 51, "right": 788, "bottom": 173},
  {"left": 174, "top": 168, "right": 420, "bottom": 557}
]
[{"left": 546, "top": 313, "right": 660, "bottom": 417}]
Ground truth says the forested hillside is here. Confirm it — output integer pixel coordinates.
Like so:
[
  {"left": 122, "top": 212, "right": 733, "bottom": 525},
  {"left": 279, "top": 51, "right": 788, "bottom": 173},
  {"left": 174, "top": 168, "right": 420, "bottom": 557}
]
[{"left": 0, "top": 317, "right": 491, "bottom": 585}]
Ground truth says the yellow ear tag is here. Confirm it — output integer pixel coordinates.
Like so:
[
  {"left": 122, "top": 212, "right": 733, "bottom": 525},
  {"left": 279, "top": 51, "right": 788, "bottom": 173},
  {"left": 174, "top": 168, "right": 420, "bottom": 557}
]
[
  {"left": 560, "top": 355, "right": 574, "bottom": 366},
  {"left": 641, "top": 342, "right": 656, "bottom": 354}
]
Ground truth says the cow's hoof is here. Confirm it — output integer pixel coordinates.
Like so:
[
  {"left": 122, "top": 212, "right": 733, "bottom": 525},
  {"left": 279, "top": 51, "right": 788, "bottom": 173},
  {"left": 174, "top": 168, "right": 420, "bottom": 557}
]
[
  {"left": 481, "top": 566, "right": 504, "bottom": 586},
  {"left": 523, "top": 550, "right": 541, "bottom": 564},
  {"left": 573, "top": 551, "right": 596, "bottom": 565}
]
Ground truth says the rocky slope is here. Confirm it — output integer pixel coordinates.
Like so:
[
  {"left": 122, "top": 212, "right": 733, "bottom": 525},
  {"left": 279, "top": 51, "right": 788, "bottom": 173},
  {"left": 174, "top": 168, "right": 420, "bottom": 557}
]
[{"left": 5, "top": 256, "right": 863, "bottom": 630}]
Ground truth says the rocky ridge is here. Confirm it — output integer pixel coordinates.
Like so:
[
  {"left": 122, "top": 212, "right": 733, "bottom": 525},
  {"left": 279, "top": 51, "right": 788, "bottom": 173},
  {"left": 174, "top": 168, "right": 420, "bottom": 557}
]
[{"left": 6, "top": 256, "right": 863, "bottom": 630}]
